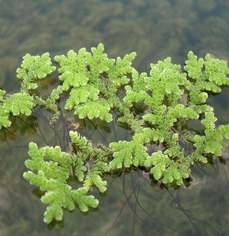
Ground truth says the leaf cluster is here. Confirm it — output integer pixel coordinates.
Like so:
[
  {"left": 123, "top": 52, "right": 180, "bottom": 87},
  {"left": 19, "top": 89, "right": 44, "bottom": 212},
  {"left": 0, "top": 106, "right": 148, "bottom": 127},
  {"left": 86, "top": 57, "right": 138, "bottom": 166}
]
[
  {"left": 48, "top": 43, "right": 136, "bottom": 122},
  {"left": 1, "top": 43, "right": 228, "bottom": 223},
  {"left": 23, "top": 131, "right": 111, "bottom": 223},
  {"left": 0, "top": 89, "right": 35, "bottom": 129}
]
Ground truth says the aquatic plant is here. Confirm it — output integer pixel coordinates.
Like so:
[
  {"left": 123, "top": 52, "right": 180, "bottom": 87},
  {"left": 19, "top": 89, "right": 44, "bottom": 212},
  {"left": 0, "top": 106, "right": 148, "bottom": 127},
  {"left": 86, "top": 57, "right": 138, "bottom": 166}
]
[{"left": 0, "top": 43, "right": 228, "bottom": 223}]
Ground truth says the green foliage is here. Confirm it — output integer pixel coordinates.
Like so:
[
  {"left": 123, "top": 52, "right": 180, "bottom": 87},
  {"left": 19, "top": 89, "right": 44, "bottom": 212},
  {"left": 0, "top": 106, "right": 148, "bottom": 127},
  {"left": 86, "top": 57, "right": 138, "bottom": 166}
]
[
  {"left": 16, "top": 53, "right": 56, "bottom": 91},
  {"left": 22, "top": 130, "right": 112, "bottom": 223},
  {"left": 0, "top": 91, "right": 35, "bottom": 129},
  {"left": 83, "top": 159, "right": 109, "bottom": 193},
  {"left": 144, "top": 151, "right": 190, "bottom": 185},
  {"left": 109, "top": 139, "right": 149, "bottom": 169},
  {"left": 0, "top": 53, "right": 56, "bottom": 129},
  {"left": 4, "top": 93, "right": 34, "bottom": 116},
  {"left": 1, "top": 43, "right": 228, "bottom": 223},
  {"left": 185, "top": 52, "right": 229, "bottom": 104},
  {"left": 23, "top": 141, "right": 100, "bottom": 223},
  {"left": 51, "top": 43, "right": 136, "bottom": 121}
]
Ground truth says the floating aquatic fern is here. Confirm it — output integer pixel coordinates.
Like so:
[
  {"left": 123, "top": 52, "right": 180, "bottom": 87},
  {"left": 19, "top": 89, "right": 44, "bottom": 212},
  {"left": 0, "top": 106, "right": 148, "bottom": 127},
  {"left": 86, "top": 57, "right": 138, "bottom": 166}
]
[
  {"left": 0, "top": 90, "right": 35, "bottom": 128},
  {"left": 49, "top": 43, "right": 136, "bottom": 122},
  {"left": 17, "top": 52, "right": 56, "bottom": 91},
  {"left": 0, "top": 43, "right": 228, "bottom": 223},
  {"left": 23, "top": 142, "right": 99, "bottom": 224}
]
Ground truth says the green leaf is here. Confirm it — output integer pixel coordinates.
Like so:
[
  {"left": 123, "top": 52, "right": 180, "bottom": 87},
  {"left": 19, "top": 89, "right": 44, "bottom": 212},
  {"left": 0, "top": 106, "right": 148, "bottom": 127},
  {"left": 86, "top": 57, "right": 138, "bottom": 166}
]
[
  {"left": 73, "top": 155, "right": 87, "bottom": 182},
  {"left": 84, "top": 174, "right": 107, "bottom": 193},
  {"left": 17, "top": 53, "right": 55, "bottom": 90},
  {"left": 83, "top": 160, "right": 109, "bottom": 193},
  {"left": 65, "top": 85, "right": 99, "bottom": 109},
  {"left": 23, "top": 141, "right": 100, "bottom": 223},
  {"left": 0, "top": 108, "right": 11, "bottom": 128},
  {"left": 4, "top": 92, "right": 34, "bottom": 116},
  {"left": 71, "top": 188, "right": 99, "bottom": 212},
  {"left": 151, "top": 166, "right": 162, "bottom": 180},
  {"left": 76, "top": 100, "right": 112, "bottom": 122},
  {"left": 185, "top": 51, "right": 204, "bottom": 80},
  {"left": 110, "top": 140, "right": 149, "bottom": 169}
]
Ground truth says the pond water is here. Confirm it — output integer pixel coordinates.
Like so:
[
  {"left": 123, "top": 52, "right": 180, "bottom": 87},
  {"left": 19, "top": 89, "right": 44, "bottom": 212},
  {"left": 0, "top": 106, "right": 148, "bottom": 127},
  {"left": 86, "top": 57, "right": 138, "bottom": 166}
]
[{"left": 0, "top": 0, "right": 229, "bottom": 235}]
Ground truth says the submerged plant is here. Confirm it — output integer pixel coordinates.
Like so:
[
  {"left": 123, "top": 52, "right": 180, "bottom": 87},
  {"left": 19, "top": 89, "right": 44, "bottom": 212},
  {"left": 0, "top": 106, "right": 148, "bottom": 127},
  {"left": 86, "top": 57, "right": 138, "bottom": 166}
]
[{"left": 0, "top": 44, "right": 228, "bottom": 223}]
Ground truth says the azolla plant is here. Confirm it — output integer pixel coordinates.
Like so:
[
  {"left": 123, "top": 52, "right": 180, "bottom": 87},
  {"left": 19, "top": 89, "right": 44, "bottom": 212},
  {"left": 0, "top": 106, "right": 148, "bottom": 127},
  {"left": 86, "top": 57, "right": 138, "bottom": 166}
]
[{"left": 0, "top": 44, "right": 228, "bottom": 223}]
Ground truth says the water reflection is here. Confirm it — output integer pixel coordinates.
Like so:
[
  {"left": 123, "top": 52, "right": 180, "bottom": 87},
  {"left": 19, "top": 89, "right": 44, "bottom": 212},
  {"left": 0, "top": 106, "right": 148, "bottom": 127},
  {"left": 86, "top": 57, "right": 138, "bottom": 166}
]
[{"left": 0, "top": 0, "right": 229, "bottom": 235}]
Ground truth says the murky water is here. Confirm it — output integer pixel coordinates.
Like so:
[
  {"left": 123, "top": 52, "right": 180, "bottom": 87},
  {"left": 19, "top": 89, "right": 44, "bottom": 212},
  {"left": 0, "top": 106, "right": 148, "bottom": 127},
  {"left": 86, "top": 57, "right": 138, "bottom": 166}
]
[{"left": 0, "top": 0, "right": 229, "bottom": 235}]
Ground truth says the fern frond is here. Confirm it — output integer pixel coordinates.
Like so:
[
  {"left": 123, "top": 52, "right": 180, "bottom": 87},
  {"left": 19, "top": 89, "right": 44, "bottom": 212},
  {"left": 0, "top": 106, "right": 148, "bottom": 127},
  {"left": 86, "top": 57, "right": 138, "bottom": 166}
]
[
  {"left": 4, "top": 92, "right": 34, "bottom": 116},
  {"left": 17, "top": 53, "right": 55, "bottom": 90},
  {"left": 23, "top": 142, "right": 99, "bottom": 223}
]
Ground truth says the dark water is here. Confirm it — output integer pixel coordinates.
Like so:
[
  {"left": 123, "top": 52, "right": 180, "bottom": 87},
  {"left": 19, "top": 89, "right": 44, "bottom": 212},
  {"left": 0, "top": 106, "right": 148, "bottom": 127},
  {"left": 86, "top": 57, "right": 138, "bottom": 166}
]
[{"left": 0, "top": 0, "right": 229, "bottom": 235}]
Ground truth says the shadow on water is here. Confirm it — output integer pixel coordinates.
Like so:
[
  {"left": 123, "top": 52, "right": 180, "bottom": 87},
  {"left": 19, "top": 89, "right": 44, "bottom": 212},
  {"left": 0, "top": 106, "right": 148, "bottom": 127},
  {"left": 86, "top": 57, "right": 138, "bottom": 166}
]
[{"left": 0, "top": 0, "right": 229, "bottom": 235}]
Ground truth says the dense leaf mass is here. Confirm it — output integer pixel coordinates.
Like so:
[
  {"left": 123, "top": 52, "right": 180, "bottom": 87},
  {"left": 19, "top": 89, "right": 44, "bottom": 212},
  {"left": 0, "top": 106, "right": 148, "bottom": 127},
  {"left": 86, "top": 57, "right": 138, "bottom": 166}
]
[
  {"left": 23, "top": 142, "right": 100, "bottom": 224},
  {"left": 0, "top": 91, "right": 35, "bottom": 128},
  {"left": 1, "top": 44, "right": 228, "bottom": 223},
  {"left": 17, "top": 53, "right": 56, "bottom": 90},
  {"left": 51, "top": 43, "right": 135, "bottom": 121}
]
